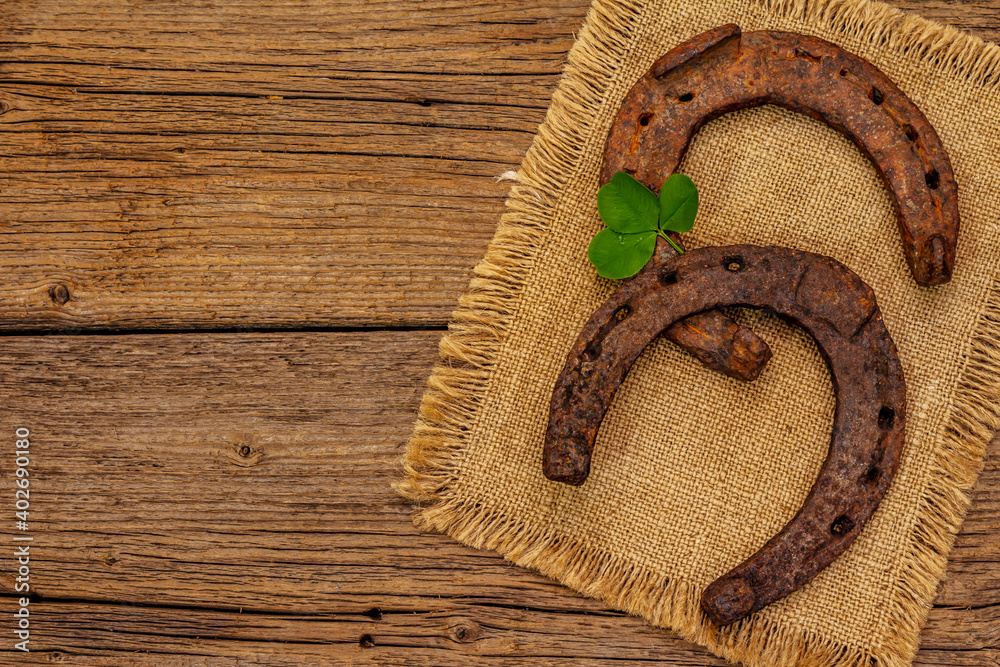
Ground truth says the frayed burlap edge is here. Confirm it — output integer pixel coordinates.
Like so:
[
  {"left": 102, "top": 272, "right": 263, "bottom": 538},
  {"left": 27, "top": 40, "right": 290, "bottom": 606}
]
[{"left": 396, "top": 0, "right": 1000, "bottom": 664}]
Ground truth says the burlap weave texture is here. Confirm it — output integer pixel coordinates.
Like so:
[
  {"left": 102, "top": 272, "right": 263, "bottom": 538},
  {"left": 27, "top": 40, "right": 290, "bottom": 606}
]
[{"left": 400, "top": 1, "right": 1000, "bottom": 664}]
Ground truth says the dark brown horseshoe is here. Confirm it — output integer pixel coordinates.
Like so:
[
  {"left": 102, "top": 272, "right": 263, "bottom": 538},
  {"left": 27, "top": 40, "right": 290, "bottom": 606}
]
[
  {"left": 604, "top": 24, "right": 959, "bottom": 287},
  {"left": 543, "top": 241, "right": 906, "bottom": 625}
]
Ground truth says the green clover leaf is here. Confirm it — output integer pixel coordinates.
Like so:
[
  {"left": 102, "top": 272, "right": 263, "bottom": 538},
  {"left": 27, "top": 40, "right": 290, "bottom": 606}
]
[
  {"left": 588, "top": 171, "right": 700, "bottom": 280},
  {"left": 597, "top": 171, "right": 660, "bottom": 234},
  {"left": 588, "top": 228, "right": 658, "bottom": 280},
  {"left": 659, "top": 173, "right": 699, "bottom": 234}
]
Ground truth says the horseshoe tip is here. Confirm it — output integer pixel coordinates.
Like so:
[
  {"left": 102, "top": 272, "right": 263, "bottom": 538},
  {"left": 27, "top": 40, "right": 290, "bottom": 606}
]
[
  {"left": 701, "top": 575, "right": 756, "bottom": 626},
  {"left": 729, "top": 328, "right": 773, "bottom": 382},
  {"left": 916, "top": 235, "right": 952, "bottom": 286},
  {"left": 542, "top": 437, "right": 591, "bottom": 486},
  {"left": 650, "top": 24, "right": 743, "bottom": 80}
]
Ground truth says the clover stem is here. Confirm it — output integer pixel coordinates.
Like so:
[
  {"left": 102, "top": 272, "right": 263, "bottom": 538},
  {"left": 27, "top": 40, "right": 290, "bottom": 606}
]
[{"left": 659, "top": 230, "right": 684, "bottom": 255}]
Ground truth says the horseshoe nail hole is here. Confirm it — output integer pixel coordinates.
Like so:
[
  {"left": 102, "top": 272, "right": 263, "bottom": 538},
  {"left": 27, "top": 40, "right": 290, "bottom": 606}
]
[
  {"left": 660, "top": 270, "right": 678, "bottom": 286},
  {"left": 840, "top": 68, "right": 849, "bottom": 77},
  {"left": 723, "top": 256, "right": 745, "bottom": 272},
  {"left": 902, "top": 123, "right": 919, "bottom": 142},
  {"left": 678, "top": 92, "right": 694, "bottom": 103},
  {"left": 363, "top": 607, "right": 382, "bottom": 621},
  {"left": 870, "top": 87, "right": 884, "bottom": 105},
  {"left": 622, "top": 167, "right": 637, "bottom": 175},
  {"left": 831, "top": 514, "right": 855, "bottom": 537},
  {"left": 878, "top": 406, "right": 895, "bottom": 429},
  {"left": 614, "top": 305, "right": 630, "bottom": 322},
  {"left": 582, "top": 341, "right": 602, "bottom": 362},
  {"left": 638, "top": 112, "right": 653, "bottom": 127},
  {"left": 925, "top": 169, "right": 940, "bottom": 190},
  {"left": 359, "top": 634, "right": 375, "bottom": 648},
  {"left": 865, "top": 465, "right": 881, "bottom": 483}
]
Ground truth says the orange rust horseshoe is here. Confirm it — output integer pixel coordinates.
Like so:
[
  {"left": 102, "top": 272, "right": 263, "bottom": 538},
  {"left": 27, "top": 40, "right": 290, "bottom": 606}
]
[
  {"left": 543, "top": 242, "right": 906, "bottom": 625},
  {"left": 605, "top": 24, "right": 959, "bottom": 287}
]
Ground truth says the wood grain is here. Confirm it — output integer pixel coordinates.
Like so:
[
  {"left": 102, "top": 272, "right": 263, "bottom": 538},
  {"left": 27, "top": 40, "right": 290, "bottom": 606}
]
[
  {"left": 0, "top": 331, "right": 996, "bottom": 664},
  {"left": 1, "top": 0, "right": 995, "bottom": 332},
  {"left": 0, "top": 1, "right": 998, "bottom": 664},
  {"left": 0, "top": 0, "right": 572, "bottom": 332}
]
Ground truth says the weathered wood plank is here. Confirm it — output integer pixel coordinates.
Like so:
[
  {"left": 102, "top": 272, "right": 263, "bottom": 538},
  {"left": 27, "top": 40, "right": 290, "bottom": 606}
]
[
  {"left": 0, "top": 331, "right": 996, "bottom": 663},
  {"left": 7, "top": 601, "right": 734, "bottom": 666},
  {"left": 0, "top": 0, "right": 584, "bottom": 332},
  {"left": 0, "top": 1, "right": 584, "bottom": 78},
  {"left": 0, "top": 0, "right": 996, "bottom": 332}
]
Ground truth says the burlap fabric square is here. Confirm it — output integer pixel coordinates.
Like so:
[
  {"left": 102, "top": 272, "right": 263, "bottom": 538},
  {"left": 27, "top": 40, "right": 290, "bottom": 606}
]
[{"left": 398, "top": 0, "right": 1000, "bottom": 664}]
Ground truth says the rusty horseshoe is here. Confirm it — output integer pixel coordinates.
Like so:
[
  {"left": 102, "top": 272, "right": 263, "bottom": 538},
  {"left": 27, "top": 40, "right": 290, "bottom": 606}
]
[
  {"left": 605, "top": 24, "right": 958, "bottom": 286},
  {"left": 543, "top": 241, "right": 906, "bottom": 625},
  {"left": 605, "top": 24, "right": 959, "bottom": 287}
]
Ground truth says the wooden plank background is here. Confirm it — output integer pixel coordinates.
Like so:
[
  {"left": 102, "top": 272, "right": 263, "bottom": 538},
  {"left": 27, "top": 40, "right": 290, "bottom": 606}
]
[{"left": 0, "top": 1, "right": 997, "bottom": 664}]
